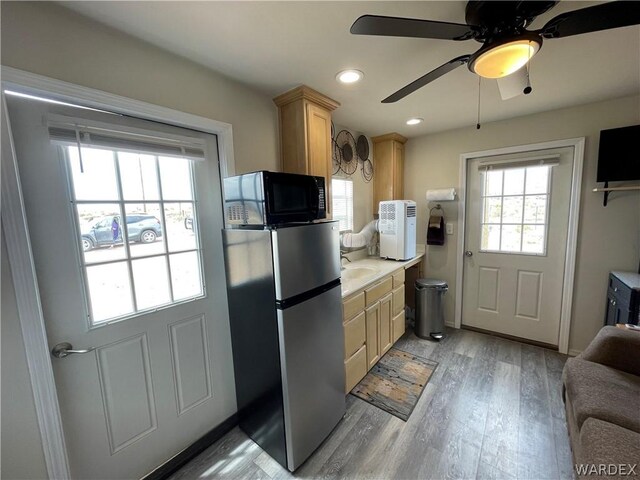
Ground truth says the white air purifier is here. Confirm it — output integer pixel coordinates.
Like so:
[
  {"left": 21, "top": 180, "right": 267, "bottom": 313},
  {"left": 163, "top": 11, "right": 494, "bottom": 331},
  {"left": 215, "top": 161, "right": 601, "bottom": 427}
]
[{"left": 378, "top": 200, "right": 417, "bottom": 261}]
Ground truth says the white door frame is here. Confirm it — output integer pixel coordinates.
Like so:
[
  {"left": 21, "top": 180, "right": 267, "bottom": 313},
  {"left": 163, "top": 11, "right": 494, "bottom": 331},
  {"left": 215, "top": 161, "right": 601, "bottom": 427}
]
[
  {"left": 454, "top": 137, "right": 585, "bottom": 355},
  {"left": 1, "top": 66, "right": 236, "bottom": 479}
]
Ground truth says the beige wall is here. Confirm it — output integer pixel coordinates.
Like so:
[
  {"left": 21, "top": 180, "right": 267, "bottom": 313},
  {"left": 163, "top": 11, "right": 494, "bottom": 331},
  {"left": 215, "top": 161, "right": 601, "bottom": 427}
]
[
  {"left": 1, "top": 2, "right": 279, "bottom": 478},
  {"left": 1, "top": 229, "right": 49, "bottom": 480},
  {"left": 1, "top": 1, "right": 279, "bottom": 175},
  {"left": 405, "top": 95, "right": 640, "bottom": 353}
]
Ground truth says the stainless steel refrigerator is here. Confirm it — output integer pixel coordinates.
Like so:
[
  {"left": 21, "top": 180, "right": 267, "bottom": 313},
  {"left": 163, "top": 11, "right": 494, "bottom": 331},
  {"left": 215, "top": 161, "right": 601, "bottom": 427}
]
[{"left": 222, "top": 221, "right": 345, "bottom": 471}]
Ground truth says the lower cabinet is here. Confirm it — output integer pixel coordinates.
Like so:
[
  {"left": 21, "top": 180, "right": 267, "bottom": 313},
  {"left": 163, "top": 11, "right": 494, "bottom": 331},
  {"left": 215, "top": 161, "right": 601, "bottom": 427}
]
[{"left": 343, "top": 267, "right": 407, "bottom": 393}]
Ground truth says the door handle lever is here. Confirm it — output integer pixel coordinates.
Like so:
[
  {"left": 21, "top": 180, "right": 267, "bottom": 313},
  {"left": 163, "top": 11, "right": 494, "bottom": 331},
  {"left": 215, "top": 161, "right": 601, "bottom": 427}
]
[{"left": 51, "top": 342, "right": 95, "bottom": 359}]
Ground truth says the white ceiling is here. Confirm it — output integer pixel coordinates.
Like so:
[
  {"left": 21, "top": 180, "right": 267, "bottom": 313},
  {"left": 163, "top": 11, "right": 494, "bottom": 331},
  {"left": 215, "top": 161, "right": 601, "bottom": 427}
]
[{"left": 60, "top": 1, "right": 640, "bottom": 138}]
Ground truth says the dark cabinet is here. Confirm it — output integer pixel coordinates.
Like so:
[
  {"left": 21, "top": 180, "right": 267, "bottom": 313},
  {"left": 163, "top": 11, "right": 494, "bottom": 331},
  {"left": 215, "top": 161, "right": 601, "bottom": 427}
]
[{"left": 604, "top": 272, "right": 640, "bottom": 326}]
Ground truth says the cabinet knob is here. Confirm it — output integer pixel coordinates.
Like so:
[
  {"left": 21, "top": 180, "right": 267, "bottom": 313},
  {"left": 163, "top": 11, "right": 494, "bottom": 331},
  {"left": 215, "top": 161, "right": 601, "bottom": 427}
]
[
  {"left": 614, "top": 287, "right": 618, "bottom": 293},
  {"left": 612, "top": 300, "right": 617, "bottom": 306}
]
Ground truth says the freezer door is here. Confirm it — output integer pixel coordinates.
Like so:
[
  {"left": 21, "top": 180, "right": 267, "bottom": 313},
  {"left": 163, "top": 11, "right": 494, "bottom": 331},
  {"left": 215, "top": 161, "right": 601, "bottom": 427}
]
[
  {"left": 277, "top": 284, "right": 346, "bottom": 471},
  {"left": 272, "top": 221, "right": 341, "bottom": 301}
]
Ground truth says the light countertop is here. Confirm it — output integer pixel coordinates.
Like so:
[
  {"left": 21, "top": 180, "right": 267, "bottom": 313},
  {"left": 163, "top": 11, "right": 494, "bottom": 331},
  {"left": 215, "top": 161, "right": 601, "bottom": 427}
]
[{"left": 341, "top": 246, "right": 425, "bottom": 298}]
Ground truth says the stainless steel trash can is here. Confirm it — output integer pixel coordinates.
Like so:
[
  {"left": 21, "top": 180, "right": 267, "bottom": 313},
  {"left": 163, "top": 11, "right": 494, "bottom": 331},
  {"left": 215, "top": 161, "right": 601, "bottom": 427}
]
[{"left": 415, "top": 279, "right": 448, "bottom": 340}]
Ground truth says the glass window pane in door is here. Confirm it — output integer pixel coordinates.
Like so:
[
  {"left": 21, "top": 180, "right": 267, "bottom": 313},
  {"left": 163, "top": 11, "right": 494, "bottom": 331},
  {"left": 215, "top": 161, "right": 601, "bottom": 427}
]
[
  {"left": 525, "top": 166, "right": 549, "bottom": 194},
  {"left": 68, "top": 147, "right": 119, "bottom": 200},
  {"left": 481, "top": 225, "right": 501, "bottom": 251},
  {"left": 524, "top": 195, "right": 547, "bottom": 224},
  {"left": 118, "top": 153, "right": 160, "bottom": 201},
  {"left": 503, "top": 168, "right": 525, "bottom": 195},
  {"left": 522, "top": 225, "right": 545, "bottom": 254},
  {"left": 164, "top": 203, "right": 197, "bottom": 252},
  {"left": 170, "top": 251, "right": 203, "bottom": 301},
  {"left": 125, "top": 203, "right": 165, "bottom": 257},
  {"left": 484, "top": 170, "right": 503, "bottom": 196},
  {"left": 483, "top": 197, "right": 502, "bottom": 223},
  {"left": 159, "top": 157, "right": 193, "bottom": 200},
  {"left": 501, "top": 225, "right": 522, "bottom": 252},
  {"left": 502, "top": 196, "right": 524, "bottom": 224},
  {"left": 132, "top": 256, "right": 171, "bottom": 309},
  {"left": 86, "top": 262, "right": 134, "bottom": 322},
  {"left": 76, "top": 203, "right": 126, "bottom": 263}
]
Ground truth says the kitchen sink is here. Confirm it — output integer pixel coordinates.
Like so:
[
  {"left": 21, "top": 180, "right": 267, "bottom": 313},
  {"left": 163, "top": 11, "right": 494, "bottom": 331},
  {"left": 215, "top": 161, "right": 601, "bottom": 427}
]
[{"left": 341, "top": 265, "right": 379, "bottom": 282}]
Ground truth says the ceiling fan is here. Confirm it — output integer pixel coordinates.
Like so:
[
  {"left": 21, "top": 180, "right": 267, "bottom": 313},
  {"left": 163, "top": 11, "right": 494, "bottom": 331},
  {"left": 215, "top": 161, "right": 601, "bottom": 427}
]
[{"left": 350, "top": 1, "right": 640, "bottom": 103}]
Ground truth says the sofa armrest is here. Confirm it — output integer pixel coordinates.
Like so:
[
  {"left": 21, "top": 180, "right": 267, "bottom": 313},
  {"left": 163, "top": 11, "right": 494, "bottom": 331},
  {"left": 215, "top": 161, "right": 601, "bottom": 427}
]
[{"left": 579, "top": 326, "right": 640, "bottom": 376}]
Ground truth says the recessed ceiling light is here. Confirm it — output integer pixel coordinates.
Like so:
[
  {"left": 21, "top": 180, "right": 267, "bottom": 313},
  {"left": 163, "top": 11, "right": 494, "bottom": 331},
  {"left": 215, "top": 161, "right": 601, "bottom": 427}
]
[
  {"left": 406, "top": 118, "right": 423, "bottom": 126},
  {"left": 336, "top": 69, "right": 364, "bottom": 84}
]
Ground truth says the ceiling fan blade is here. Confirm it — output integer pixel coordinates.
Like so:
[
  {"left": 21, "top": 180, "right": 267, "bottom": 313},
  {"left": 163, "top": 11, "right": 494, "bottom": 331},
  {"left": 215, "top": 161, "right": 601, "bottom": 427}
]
[
  {"left": 382, "top": 55, "right": 471, "bottom": 104},
  {"left": 540, "top": 1, "right": 640, "bottom": 38},
  {"left": 351, "top": 15, "right": 477, "bottom": 40}
]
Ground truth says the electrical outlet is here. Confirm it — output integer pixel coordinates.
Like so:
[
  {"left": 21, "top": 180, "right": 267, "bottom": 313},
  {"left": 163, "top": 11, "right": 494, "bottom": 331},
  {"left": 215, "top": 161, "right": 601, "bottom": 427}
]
[{"left": 446, "top": 223, "right": 454, "bottom": 235}]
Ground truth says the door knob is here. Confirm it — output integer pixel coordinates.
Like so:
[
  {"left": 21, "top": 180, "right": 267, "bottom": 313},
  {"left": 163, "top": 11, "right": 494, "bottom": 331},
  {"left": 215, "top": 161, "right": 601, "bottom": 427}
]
[
  {"left": 51, "top": 342, "right": 95, "bottom": 359},
  {"left": 465, "top": 251, "right": 473, "bottom": 257}
]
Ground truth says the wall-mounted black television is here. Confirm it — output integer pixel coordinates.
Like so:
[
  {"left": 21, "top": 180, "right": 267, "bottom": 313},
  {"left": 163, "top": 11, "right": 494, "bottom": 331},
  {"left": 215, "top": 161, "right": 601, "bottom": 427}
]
[{"left": 596, "top": 125, "right": 640, "bottom": 182}]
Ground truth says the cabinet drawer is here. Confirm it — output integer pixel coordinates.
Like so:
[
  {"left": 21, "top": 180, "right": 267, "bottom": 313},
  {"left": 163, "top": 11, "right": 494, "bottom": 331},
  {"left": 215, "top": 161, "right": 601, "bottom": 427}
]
[
  {"left": 392, "top": 310, "right": 405, "bottom": 343},
  {"left": 343, "top": 292, "right": 365, "bottom": 322},
  {"left": 345, "top": 345, "right": 367, "bottom": 393},
  {"left": 392, "top": 284, "right": 405, "bottom": 316},
  {"left": 365, "top": 277, "right": 393, "bottom": 307},
  {"left": 609, "top": 274, "right": 632, "bottom": 305},
  {"left": 344, "top": 311, "right": 366, "bottom": 359},
  {"left": 392, "top": 269, "right": 405, "bottom": 289}
]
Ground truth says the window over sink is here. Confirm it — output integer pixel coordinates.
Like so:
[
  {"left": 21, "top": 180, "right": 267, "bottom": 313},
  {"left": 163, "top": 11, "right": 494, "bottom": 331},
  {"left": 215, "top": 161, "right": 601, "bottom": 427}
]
[{"left": 332, "top": 177, "right": 354, "bottom": 232}]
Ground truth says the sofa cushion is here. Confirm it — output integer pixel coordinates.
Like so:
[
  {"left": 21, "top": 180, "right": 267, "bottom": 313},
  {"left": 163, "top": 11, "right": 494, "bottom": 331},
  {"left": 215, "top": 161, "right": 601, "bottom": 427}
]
[
  {"left": 577, "top": 418, "right": 640, "bottom": 479},
  {"left": 563, "top": 357, "right": 640, "bottom": 434},
  {"left": 580, "top": 326, "right": 640, "bottom": 376}
]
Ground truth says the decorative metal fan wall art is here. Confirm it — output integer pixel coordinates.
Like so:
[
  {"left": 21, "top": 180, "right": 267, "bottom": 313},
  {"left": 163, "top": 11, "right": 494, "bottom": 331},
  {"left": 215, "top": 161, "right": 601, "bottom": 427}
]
[{"left": 331, "top": 123, "right": 374, "bottom": 182}]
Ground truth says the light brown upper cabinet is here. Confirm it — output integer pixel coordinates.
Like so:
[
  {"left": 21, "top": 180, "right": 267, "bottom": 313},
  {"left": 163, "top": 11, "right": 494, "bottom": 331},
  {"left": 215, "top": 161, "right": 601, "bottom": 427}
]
[
  {"left": 371, "top": 133, "right": 408, "bottom": 214},
  {"left": 273, "top": 85, "right": 340, "bottom": 216}
]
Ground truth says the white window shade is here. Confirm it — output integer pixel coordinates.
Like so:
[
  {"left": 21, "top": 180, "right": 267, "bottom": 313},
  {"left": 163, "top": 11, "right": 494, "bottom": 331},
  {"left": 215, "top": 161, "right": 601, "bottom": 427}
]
[
  {"left": 331, "top": 178, "right": 354, "bottom": 232},
  {"left": 48, "top": 114, "right": 206, "bottom": 160},
  {"left": 478, "top": 154, "right": 559, "bottom": 171}
]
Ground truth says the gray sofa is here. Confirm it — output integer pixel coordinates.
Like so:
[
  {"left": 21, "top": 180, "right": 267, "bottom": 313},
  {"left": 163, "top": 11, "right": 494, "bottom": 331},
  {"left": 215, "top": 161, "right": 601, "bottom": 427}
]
[{"left": 563, "top": 326, "right": 640, "bottom": 479}]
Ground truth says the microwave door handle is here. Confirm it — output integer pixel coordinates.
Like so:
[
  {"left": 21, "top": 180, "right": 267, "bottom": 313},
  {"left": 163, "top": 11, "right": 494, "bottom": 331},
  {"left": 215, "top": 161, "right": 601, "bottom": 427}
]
[{"left": 310, "top": 179, "right": 320, "bottom": 218}]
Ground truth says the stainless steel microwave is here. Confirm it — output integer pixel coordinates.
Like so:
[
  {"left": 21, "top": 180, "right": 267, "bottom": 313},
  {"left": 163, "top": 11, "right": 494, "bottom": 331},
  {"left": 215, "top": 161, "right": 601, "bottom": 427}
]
[{"left": 223, "top": 171, "right": 326, "bottom": 226}]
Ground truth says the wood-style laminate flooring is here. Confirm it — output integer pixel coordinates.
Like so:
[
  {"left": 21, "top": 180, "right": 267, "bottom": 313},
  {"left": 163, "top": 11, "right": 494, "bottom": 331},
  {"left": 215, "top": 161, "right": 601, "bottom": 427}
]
[{"left": 169, "top": 327, "right": 574, "bottom": 480}]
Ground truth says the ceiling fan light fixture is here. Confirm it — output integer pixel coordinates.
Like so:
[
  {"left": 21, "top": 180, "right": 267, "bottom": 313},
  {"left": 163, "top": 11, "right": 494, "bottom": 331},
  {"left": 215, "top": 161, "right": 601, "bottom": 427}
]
[
  {"left": 470, "top": 37, "right": 541, "bottom": 79},
  {"left": 336, "top": 69, "right": 364, "bottom": 84},
  {"left": 406, "top": 118, "right": 423, "bottom": 125}
]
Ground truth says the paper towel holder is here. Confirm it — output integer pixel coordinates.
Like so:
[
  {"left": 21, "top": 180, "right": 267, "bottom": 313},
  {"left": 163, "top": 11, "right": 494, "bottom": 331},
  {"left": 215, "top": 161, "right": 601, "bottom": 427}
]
[{"left": 426, "top": 188, "right": 457, "bottom": 202}]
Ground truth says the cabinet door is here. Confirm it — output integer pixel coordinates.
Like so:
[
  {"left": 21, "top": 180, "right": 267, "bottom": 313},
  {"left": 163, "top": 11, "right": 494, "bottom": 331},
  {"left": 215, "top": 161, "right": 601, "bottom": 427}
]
[
  {"left": 365, "top": 303, "right": 380, "bottom": 369},
  {"left": 379, "top": 293, "right": 393, "bottom": 356},
  {"left": 306, "top": 102, "right": 332, "bottom": 216},
  {"left": 393, "top": 141, "right": 404, "bottom": 200}
]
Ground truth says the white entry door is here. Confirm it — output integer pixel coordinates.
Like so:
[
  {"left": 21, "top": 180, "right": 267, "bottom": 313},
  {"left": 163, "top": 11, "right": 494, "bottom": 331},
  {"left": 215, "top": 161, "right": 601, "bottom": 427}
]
[
  {"left": 5, "top": 93, "right": 236, "bottom": 479},
  {"left": 462, "top": 147, "right": 574, "bottom": 346}
]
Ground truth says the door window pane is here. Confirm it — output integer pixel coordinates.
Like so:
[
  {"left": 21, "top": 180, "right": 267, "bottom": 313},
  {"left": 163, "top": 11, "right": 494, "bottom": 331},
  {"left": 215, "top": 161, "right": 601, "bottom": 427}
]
[
  {"left": 69, "top": 147, "right": 119, "bottom": 200},
  {"left": 77, "top": 203, "right": 126, "bottom": 263},
  {"left": 159, "top": 157, "right": 193, "bottom": 200},
  {"left": 502, "top": 196, "right": 523, "bottom": 223},
  {"left": 132, "top": 256, "right": 172, "bottom": 310},
  {"left": 125, "top": 203, "right": 165, "bottom": 258},
  {"left": 164, "top": 203, "right": 197, "bottom": 252},
  {"left": 118, "top": 153, "right": 160, "bottom": 201},
  {"left": 484, "top": 170, "right": 503, "bottom": 196},
  {"left": 479, "top": 165, "right": 551, "bottom": 255},
  {"left": 523, "top": 225, "right": 545, "bottom": 254},
  {"left": 170, "top": 251, "right": 203, "bottom": 301},
  {"left": 483, "top": 197, "right": 502, "bottom": 223},
  {"left": 501, "top": 225, "right": 522, "bottom": 252},
  {"left": 503, "top": 169, "right": 525, "bottom": 195},
  {"left": 525, "top": 167, "right": 549, "bottom": 194},
  {"left": 86, "top": 262, "right": 134, "bottom": 322},
  {"left": 481, "top": 225, "right": 501, "bottom": 251}
]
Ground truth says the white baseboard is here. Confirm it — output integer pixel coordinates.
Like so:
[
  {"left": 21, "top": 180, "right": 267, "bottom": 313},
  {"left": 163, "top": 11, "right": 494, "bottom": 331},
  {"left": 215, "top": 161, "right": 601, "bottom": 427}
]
[{"left": 568, "top": 348, "right": 582, "bottom": 357}]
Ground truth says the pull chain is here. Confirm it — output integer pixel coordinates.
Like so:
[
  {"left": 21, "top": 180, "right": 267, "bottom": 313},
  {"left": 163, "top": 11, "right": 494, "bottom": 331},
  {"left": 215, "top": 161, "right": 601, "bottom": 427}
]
[{"left": 476, "top": 76, "right": 482, "bottom": 130}]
